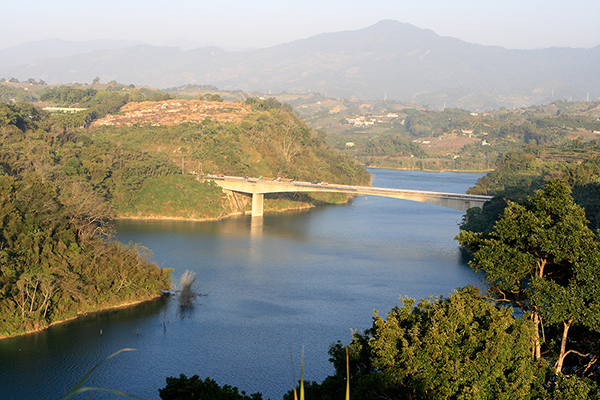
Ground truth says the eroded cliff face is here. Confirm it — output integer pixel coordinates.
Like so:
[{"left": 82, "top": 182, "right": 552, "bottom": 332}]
[{"left": 93, "top": 100, "right": 250, "bottom": 127}]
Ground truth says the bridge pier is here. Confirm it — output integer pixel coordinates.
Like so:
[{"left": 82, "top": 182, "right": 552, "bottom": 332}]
[{"left": 252, "top": 193, "right": 264, "bottom": 217}]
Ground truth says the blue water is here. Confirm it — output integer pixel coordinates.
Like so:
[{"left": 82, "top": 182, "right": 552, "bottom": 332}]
[{"left": 0, "top": 169, "right": 485, "bottom": 400}]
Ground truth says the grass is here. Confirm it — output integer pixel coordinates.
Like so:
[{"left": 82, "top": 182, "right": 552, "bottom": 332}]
[
  {"left": 61, "top": 348, "right": 145, "bottom": 400},
  {"left": 290, "top": 345, "right": 351, "bottom": 400},
  {"left": 178, "top": 270, "right": 202, "bottom": 307},
  {"left": 115, "top": 175, "right": 227, "bottom": 219}
]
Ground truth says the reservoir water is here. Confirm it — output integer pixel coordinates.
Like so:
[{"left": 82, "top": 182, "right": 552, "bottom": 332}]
[{"left": 0, "top": 169, "right": 485, "bottom": 400}]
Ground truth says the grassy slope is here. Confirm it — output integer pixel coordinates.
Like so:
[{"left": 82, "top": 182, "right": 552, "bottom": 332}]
[{"left": 81, "top": 102, "right": 370, "bottom": 219}]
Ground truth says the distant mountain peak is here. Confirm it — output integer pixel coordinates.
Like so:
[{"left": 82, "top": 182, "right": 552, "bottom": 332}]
[{"left": 1, "top": 21, "right": 598, "bottom": 111}]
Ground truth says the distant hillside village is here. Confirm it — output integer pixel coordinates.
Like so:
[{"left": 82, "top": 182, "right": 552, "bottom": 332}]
[{"left": 345, "top": 112, "right": 402, "bottom": 127}]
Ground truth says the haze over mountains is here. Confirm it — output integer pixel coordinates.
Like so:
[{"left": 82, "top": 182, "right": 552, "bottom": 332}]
[{"left": 2, "top": 20, "right": 599, "bottom": 111}]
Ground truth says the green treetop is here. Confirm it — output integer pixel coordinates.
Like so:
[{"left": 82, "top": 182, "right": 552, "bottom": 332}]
[
  {"left": 457, "top": 179, "right": 600, "bottom": 377},
  {"left": 323, "top": 287, "right": 546, "bottom": 400}
]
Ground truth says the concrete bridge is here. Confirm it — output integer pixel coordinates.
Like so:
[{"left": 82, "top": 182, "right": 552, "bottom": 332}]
[{"left": 206, "top": 175, "right": 492, "bottom": 217}]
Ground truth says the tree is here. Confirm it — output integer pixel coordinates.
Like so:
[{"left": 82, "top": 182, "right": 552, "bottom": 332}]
[
  {"left": 148, "top": 90, "right": 172, "bottom": 101},
  {"left": 322, "top": 287, "right": 546, "bottom": 400},
  {"left": 0, "top": 172, "right": 171, "bottom": 337},
  {"left": 457, "top": 179, "right": 600, "bottom": 376},
  {"left": 130, "top": 90, "right": 146, "bottom": 102},
  {"left": 159, "top": 374, "right": 263, "bottom": 400},
  {"left": 200, "top": 93, "right": 223, "bottom": 102}
]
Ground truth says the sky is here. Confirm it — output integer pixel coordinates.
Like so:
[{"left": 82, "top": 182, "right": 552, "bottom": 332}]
[{"left": 1, "top": 0, "right": 599, "bottom": 50}]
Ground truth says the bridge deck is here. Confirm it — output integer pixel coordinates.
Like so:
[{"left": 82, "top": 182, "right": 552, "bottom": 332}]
[{"left": 206, "top": 175, "right": 492, "bottom": 216}]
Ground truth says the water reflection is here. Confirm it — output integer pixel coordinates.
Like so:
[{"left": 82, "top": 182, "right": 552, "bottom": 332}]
[
  {"left": 116, "top": 211, "right": 318, "bottom": 243},
  {"left": 250, "top": 216, "right": 263, "bottom": 236}
]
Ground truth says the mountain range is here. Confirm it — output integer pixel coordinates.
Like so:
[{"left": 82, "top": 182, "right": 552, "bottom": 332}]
[{"left": 2, "top": 20, "right": 599, "bottom": 111}]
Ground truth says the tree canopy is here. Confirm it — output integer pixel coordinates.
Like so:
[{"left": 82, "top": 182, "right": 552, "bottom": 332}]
[
  {"left": 278, "top": 180, "right": 600, "bottom": 400},
  {"left": 159, "top": 375, "right": 263, "bottom": 400},
  {"left": 457, "top": 179, "right": 600, "bottom": 378},
  {"left": 301, "top": 287, "right": 547, "bottom": 400},
  {"left": 0, "top": 173, "right": 171, "bottom": 337}
]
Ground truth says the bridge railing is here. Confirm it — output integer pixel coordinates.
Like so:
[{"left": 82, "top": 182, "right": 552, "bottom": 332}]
[{"left": 206, "top": 174, "right": 492, "bottom": 202}]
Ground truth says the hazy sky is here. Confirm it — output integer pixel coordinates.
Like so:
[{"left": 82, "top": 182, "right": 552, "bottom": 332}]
[{"left": 2, "top": 0, "right": 599, "bottom": 50}]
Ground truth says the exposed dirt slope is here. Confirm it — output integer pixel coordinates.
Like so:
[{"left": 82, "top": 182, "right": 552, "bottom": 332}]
[{"left": 93, "top": 100, "right": 250, "bottom": 127}]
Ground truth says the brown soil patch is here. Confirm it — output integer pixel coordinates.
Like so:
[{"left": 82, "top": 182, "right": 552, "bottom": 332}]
[
  {"left": 414, "top": 134, "right": 482, "bottom": 156},
  {"left": 93, "top": 100, "right": 251, "bottom": 127}
]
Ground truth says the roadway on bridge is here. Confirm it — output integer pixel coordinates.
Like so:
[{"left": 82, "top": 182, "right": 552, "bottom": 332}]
[{"left": 206, "top": 175, "right": 492, "bottom": 216}]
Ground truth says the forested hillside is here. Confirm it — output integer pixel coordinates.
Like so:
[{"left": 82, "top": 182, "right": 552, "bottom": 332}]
[
  {"left": 0, "top": 93, "right": 369, "bottom": 337},
  {"left": 0, "top": 100, "right": 174, "bottom": 337},
  {"left": 0, "top": 173, "right": 171, "bottom": 337},
  {"left": 459, "top": 140, "right": 600, "bottom": 233},
  {"left": 3, "top": 87, "right": 369, "bottom": 217},
  {"left": 314, "top": 99, "right": 600, "bottom": 172}
]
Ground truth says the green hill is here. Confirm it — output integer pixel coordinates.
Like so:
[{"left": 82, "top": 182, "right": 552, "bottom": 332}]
[
  {"left": 0, "top": 95, "right": 369, "bottom": 337},
  {"left": 460, "top": 140, "right": 600, "bottom": 233}
]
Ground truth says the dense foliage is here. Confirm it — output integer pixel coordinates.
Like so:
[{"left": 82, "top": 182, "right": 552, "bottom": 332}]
[
  {"left": 0, "top": 102, "right": 221, "bottom": 220},
  {"left": 461, "top": 141, "right": 600, "bottom": 233},
  {"left": 0, "top": 172, "right": 171, "bottom": 337},
  {"left": 279, "top": 181, "right": 600, "bottom": 399},
  {"left": 40, "top": 87, "right": 99, "bottom": 105},
  {"left": 284, "top": 287, "right": 548, "bottom": 400},
  {"left": 1, "top": 97, "right": 369, "bottom": 221},
  {"left": 458, "top": 180, "right": 600, "bottom": 379},
  {"left": 0, "top": 84, "right": 36, "bottom": 103},
  {"left": 159, "top": 375, "right": 263, "bottom": 400}
]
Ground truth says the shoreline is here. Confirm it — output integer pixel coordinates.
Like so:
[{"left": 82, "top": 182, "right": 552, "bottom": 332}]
[
  {"left": 2, "top": 206, "right": 319, "bottom": 339},
  {"left": 117, "top": 166, "right": 484, "bottom": 224},
  {"left": 2, "top": 167, "right": 478, "bottom": 340},
  {"left": 115, "top": 203, "right": 318, "bottom": 223},
  {"left": 365, "top": 165, "right": 492, "bottom": 173},
  {"left": 0, "top": 294, "right": 164, "bottom": 340}
]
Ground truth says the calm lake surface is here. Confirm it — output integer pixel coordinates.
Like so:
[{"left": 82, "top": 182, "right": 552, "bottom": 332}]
[{"left": 0, "top": 169, "right": 485, "bottom": 400}]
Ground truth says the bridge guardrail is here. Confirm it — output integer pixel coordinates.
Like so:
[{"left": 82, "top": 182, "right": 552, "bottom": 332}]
[{"left": 205, "top": 175, "right": 492, "bottom": 202}]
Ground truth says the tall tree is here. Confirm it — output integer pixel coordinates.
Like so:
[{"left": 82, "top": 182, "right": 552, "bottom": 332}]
[{"left": 457, "top": 179, "right": 600, "bottom": 376}]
